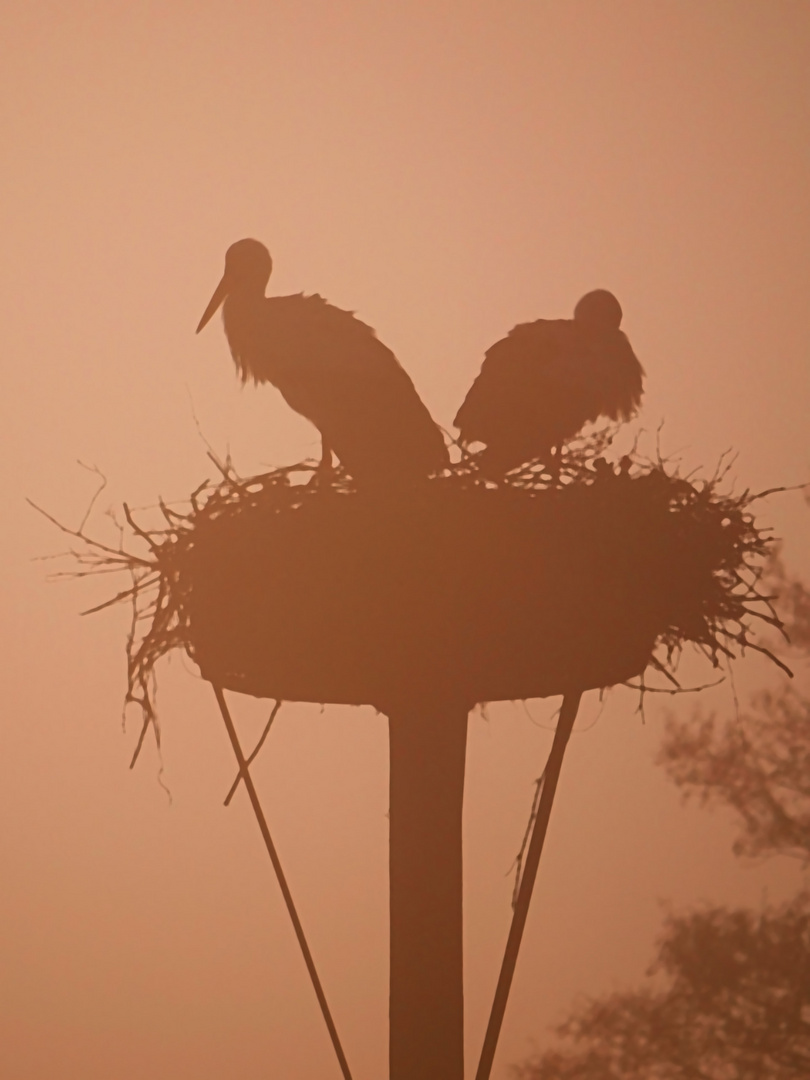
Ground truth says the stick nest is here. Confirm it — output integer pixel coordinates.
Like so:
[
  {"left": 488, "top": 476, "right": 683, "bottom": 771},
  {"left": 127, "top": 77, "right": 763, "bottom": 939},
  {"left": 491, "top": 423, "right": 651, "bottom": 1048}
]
[{"left": 45, "top": 432, "right": 785, "bottom": 765}]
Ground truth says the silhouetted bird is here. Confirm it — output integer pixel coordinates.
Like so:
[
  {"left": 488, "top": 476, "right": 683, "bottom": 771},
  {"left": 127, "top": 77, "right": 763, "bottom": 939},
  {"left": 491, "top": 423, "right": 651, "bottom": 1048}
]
[
  {"left": 197, "top": 239, "right": 448, "bottom": 486},
  {"left": 454, "top": 290, "right": 644, "bottom": 474}
]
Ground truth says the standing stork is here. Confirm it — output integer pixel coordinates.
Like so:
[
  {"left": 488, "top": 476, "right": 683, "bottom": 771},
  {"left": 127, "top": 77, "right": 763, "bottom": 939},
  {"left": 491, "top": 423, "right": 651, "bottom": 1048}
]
[
  {"left": 197, "top": 239, "right": 449, "bottom": 487},
  {"left": 454, "top": 290, "right": 644, "bottom": 474}
]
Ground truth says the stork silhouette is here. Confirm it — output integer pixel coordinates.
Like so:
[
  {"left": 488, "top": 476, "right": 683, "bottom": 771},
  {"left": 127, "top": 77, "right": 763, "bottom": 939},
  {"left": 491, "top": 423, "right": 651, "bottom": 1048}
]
[
  {"left": 454, "top": 290, "right": 644, "bottom": 475},
  {"left": 197, "top": 239, "right": 448, "bottom": 487}
]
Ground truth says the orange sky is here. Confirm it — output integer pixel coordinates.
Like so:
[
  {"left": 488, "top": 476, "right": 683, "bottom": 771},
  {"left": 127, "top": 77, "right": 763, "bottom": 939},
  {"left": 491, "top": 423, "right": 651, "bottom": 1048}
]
[{"left": 2, "top": 3, "right": 809, "bottom": 1078}]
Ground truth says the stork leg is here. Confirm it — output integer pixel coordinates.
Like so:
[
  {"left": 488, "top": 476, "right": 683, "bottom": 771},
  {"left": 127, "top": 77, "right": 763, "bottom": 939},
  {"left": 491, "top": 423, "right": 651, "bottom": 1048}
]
[
  {"left": 309, "top": 438, "right": 335, "bottom": 485},
  {"left": 319, "top": 438, "right": 334, "bottom": 472},
  {"left": 547, "top": 445, "right": 561, "bottom": 484}
]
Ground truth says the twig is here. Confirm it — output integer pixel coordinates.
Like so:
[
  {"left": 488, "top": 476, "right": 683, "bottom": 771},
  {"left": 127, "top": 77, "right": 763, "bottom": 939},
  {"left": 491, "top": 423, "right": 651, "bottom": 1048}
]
[
  {"left": 749, "top": 481, "right": 810, "bottom": 502},
  {"left": 623, "top": 677, "right": 725, "bottom": 695},
  {"left": 122, "top": 503, "right": 160, "bottom": 554},
  {"left": 76, "top": 461, "right": 108, "bottom": 532},
  {"left": 27, "top": 499, "right": 152, "bottom": 568}
]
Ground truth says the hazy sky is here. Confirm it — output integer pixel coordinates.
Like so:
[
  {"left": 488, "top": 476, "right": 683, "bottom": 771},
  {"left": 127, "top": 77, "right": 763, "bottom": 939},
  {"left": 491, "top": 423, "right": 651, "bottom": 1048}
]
[{"left": 2, "top": 3, "right": 809, "bottom": 1078}]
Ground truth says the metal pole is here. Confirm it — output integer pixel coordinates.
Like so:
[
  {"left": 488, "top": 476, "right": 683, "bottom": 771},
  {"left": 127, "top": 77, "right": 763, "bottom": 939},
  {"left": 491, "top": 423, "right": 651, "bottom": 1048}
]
[
  {"left": 211, "top": 683, "right": 353, "bottom": 1080},
  {"left": 475, "top": 690, "right": 583, "bottom": 1080},
  {"left": 388, "top": 700, "right": 469, "bottom": 1080}
]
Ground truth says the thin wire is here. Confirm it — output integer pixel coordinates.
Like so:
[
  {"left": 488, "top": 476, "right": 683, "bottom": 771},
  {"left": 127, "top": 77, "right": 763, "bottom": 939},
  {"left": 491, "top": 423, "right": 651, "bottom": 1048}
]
[
  {"left": 211, "top": 684, "right": 353, "bottom": 1080},
  {"left": 510, "top": 769, "right": 546, "bottom": 909}
]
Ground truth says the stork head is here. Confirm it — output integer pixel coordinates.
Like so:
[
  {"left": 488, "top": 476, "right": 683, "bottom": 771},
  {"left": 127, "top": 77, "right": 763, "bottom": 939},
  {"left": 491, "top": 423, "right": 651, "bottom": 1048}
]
[
  {"left": 574, "top": 289, "right": 623, "bottom": 331},
  {"left": 196, "top": 239, "right": 273, "bottom": 333}
]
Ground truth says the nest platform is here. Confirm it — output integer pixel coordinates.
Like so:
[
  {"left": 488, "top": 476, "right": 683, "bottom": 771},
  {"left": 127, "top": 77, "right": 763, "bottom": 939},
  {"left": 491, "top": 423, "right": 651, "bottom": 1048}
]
[
  {"left": 188, "top": 483, "right": 656, "bottom": 706},
  {"left": 114, "top": 448, "right": 777, "bottom": 720}
]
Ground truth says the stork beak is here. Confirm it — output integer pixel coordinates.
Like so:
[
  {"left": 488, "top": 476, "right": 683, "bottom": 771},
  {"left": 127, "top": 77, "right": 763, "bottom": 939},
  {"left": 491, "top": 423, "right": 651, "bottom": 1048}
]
[{"left": 196, "top": 274, "right": 229, "bottom": 334}]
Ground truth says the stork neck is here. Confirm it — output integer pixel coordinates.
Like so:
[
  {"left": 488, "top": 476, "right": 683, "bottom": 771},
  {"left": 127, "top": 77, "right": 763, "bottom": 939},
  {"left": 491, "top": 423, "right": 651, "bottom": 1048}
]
[
  {"left": 231, "top": 279, "right": 267, "bottom": 300},
  {"left": 223, "top": 289, "right": 265, "bottom": 324}
]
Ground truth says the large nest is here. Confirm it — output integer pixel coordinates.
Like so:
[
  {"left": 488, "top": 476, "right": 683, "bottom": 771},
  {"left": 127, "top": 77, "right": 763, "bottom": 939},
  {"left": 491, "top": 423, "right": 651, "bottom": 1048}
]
[{"left": 51, "top": 433, "right": 784, "bottom": 762}]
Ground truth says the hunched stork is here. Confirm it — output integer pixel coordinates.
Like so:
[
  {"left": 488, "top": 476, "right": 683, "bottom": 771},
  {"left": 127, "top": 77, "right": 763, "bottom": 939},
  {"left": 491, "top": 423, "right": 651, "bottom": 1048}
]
[
  {"left": 197, "top": 239, "right": 448, "bottom": 487},
  {"left": 454, "top": 290, "right": 644, "bottom": 474}
]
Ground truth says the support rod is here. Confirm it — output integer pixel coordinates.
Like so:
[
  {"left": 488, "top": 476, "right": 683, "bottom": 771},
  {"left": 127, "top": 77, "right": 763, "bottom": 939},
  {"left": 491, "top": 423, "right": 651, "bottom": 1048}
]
[
  {"left": 388, "top": 701, "right": 469, "bottom": 1080},
  {"left": 475, "top": 690, "right": 583, "bottom": 1080},
  {"left": 211, "top": 683, "right": 353, "bottom": 1080}
]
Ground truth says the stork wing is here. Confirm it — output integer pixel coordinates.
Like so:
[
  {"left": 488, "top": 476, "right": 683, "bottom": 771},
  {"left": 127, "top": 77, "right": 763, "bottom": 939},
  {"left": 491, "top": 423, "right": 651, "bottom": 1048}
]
[
  {"left": 454, "top": 320, "right": 571, "bottom": 446},
  {"left": 265, "top": 296, "right": 448, "bottom": 482}
]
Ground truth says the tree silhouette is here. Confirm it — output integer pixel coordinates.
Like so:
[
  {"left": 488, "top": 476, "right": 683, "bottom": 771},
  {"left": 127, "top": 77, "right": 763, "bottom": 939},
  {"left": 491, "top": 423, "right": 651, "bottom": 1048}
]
[
  {"left": 658, "top": 565, "right": 810, "bottom": 866},
  {"left": 513, "top": 895, "right": 810, "bottom": 1080},
  {"left": 514, "top": 562, "right": 810, "bottom": 1080},
  {"left": 659, "top": 686, "right": 810, "bottom": 866}
]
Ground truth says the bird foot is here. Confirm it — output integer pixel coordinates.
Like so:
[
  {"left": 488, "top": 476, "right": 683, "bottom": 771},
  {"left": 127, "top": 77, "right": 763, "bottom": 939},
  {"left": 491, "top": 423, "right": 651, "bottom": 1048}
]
[{"left": 307, "top": 459, "right": 335, "bottom": 488}]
